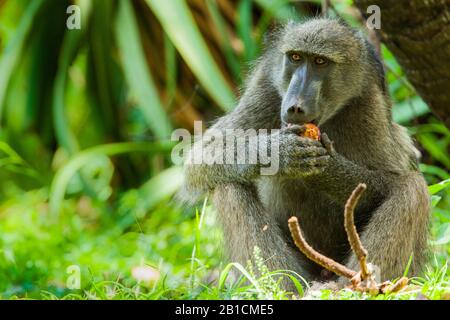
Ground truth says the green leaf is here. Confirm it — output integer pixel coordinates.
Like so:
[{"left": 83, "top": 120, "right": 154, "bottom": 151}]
[
  {"left": 392, "top": 96, "right": 429, "bottom": 124},
  {"left": 146, "top": 0, "right": 235, "bottom": 111},
  {"left": 164, "top": 34, "right": 177, "bottom": 106},
  {"left": 420, "top": 164, "right": 450, "bottom": 181},
  {"left": 88, "top": 0, "right": 117, "bottom": 135},
  {"left": 428, "top": 179, "right": 450, "bottom": 195},
  {"left": 49, "top": 141, "right": 173, "bottom": 218},
  {"left": 116, "top": 0, "right": 172, "bottom": 138},
  {"left": 430, "top": 222, "right": 450, "bottom": 246},
  {"left": 431, "top": 195, "right": 442, "bottom": 207},
  {"left": 218, "top": 262, "right": 262, "bottom": 293},
  {"left": 136, "top": 166, "right": 184, "bottom": 211},
  {"left": 0, "top": 141, "right": 41, "bottom": 181},
  {"left": 205, "top": 0, "right": 241, "bottom": 82},
  {"left": 117, "top": 166, "right": 184, "bottom": 228},
  {"left": 254, "top": 0, "right": 298, "bottom": 21},
  {"left": 237, "top": 0, "right": 257, "bottom": 62},
  {"left": 53, "top": 30, "right": 85, "bottom": 154},
  {"left": 0, "top": 0, "right": 44, "bottom": 124},
  {"left": 418, "top": 133, "right": 450, "bottom": 169},
  {"left": 413, "top": 123, "right": 450, "bottom": 138}
]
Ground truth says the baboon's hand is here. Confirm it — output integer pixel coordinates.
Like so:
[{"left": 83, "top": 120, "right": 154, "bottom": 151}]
[{"left": 275, "top": 125, "right": 331, "bottom": 177}]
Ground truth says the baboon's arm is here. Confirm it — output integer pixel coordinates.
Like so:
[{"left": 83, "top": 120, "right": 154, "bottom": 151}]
[
  {"left": 183, "top": 64, "right": 281, "bottom": 194},
  {"left": 306, "top": 152, "right": 392, "bottom": 209}
]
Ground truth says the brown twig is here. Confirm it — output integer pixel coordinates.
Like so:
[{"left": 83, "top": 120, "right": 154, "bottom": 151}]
[
  {"left": 382, "top": 277, "right": 409, "bottom": 294},
  {"left": 288, "top": 183, "right": 409, "bottom": 295},
  {"left": 344, "top": 183, "right": 369, "bottom": 279},
  {"left": 288, "top": 217, "right": 357, "bottom": 279}
]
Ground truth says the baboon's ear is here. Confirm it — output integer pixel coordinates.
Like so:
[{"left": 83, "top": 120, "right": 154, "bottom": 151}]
[{"left": 263, "top": 21, "right": 285, "bottom": 48}]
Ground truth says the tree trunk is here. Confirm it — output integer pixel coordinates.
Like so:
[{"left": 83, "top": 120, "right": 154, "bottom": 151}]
[{"left": 354, "top": 0, "right": 450, "bottom": 127}]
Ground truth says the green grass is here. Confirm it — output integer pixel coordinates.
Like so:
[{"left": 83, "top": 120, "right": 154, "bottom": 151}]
[{"left": 1, "top": 182, "right": 449, "bottom": 300}]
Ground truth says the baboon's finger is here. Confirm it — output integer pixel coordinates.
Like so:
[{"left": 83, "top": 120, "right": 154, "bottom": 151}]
[
  {"left": 291, "top": 146, "right": 329, "bottom": 158},
  {"left": 321, "top": 132, "right": 336, "bottom": 156},
  {"left": 297, "top": 155, "right": 331, "bottom": 168}
]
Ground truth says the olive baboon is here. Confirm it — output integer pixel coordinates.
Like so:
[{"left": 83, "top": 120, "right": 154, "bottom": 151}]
[{"left": 182, "top": 18, "right": 430, "bottom": 286}]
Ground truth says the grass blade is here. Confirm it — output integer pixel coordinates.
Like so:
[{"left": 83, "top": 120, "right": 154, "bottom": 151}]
[
  {"left": 146, "top": 0, "right": 235, "bottom": 111},
  {"left": 0, "top": 0, "right": 44, "bottom": 124},
  {"left": 418, "top": 133, "right": 450, "bottom": 170},
  {"left": 116, "top": 0, "right": 172, "bottom": 138},
  {"left": 237, "top": 0, "right": 257, "bottom": 62},
  {"left": 392, "top": 96, "right": 430, "bottom": 124},
  {"left": 136, "top": 165, "right": 184, "bottom": 211},
  {"left": 428, "top": 179, "right": 450, "bottom": 195},
  {"left": 255, "top": 0, "right": 298, "bottom": 21},
  {"left": 205, "top": 1, "right": 241, "bottom": 82},
  {"left": 218, "top": 262, "right": 262, "bottom": 293},
  {"left": 49, "top": 141, "right": 173, "bottom": 218},
  {"left": 164, "top": 34, "right": 177, "bottom": 107},
  {"left": 53, "top": 30, "right": 85, "bottom": 154}
]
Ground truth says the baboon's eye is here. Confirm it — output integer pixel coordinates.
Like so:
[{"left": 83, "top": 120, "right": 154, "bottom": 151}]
[
  {"left": 314, "top": 56, "right": 327, "bottom": 65},
  {"left": 289, "top": 53, "right": 302, "bottom": 62}
]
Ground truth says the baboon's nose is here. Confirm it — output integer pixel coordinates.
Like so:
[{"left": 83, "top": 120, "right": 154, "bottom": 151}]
[
  {"left": 287, "top": 105, "right": 304, "bottom": 114},
  {"left": 284, "top": 105, "right": 307, "bottom": 124}
]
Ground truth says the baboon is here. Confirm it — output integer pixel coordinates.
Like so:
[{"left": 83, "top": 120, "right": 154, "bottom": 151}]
[{"left": 182, "top": 18, "right": 430, "bottom": 286}]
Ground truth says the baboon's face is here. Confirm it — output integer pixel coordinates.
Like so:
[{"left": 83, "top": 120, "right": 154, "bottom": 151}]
[
  {"left": 280, "top": 51, "right": 334, "bottom": 125},
  {"left": 278, "top": 19, "right": 365, "bottom": 126}
]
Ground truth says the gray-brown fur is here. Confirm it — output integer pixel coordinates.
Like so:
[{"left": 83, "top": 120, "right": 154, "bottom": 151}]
[{"left": 182, "top": 18, "right": 430, "bottom": 286}]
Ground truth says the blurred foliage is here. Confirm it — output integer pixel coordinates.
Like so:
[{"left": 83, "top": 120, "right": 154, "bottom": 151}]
[{"left": 0, "top": 0, "right": 449, "bottom": 299}]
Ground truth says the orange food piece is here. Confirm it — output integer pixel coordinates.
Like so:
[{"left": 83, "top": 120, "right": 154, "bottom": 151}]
[{"left": 302, "top": 123, "right": 321, "bottom": 141}]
